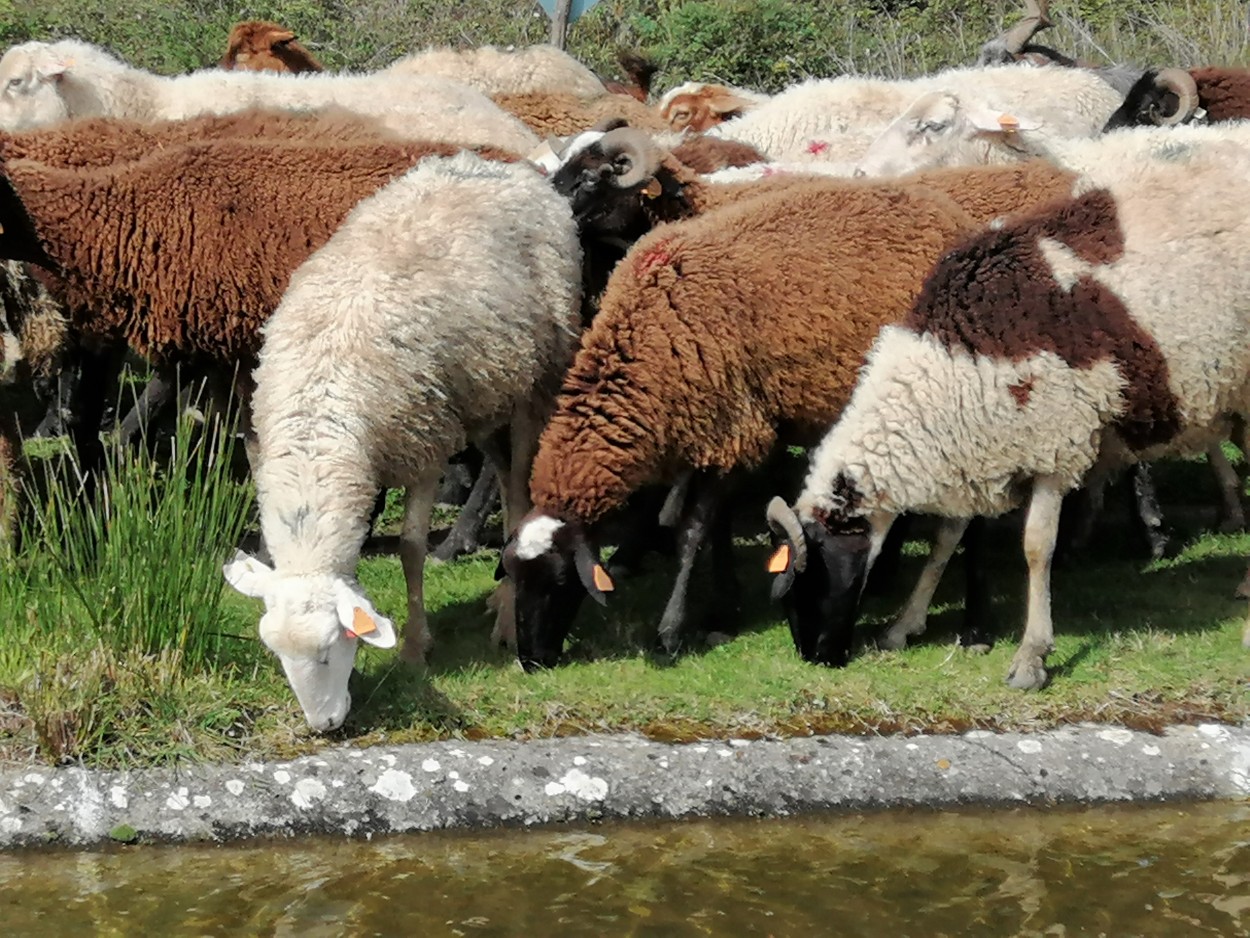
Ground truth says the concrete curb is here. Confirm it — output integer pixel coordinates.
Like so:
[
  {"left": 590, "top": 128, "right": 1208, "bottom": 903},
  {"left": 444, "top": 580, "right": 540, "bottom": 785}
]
[{"left": 1, "top": 722, "right": 1247, "bottom": 849}]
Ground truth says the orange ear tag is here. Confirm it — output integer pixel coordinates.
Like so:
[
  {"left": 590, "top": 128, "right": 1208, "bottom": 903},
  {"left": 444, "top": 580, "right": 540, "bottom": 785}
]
[
  {"left": 351, "top": 607, "right": 378, "bottom": 637},
  {"left": 592, "top": 564, "right": 615, "bottom": 592},
  {"left": 642, "top": 179, "right": 662, "bottom": 199},
  {"left": 998, "top": 114, "right": 1020, "bottom": 133},
  {"left": 767, "top": 543, "right": 791, "bottom": 574}
]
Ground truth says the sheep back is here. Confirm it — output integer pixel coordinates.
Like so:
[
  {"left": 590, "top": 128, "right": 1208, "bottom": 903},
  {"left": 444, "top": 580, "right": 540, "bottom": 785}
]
[
  {"left": 386, "top": 45, "right": 605, "bottom": 99},
  {"left": 529, "top": 178, "right": 978, "bottom": 522},
  {"left": 492, "top": 91, "right": 669, "bottom": 137},
  {"left": 1190, "top": 67, "right": 1250, "bottom": 122},
  {"left": 7, "top": 136, "right": 519, "bottom": 362}
]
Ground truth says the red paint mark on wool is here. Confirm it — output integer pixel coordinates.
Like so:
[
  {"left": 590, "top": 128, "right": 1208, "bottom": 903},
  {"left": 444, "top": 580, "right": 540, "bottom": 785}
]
[
  {"left": 806, "top": 139, "right": 830, "bottom": 155},
  {"left": 1008, "top": 377, "right": 1035, "bottom": 407},
  {"left": 636, "top": 241, "right": 674, "bottom": 277}
]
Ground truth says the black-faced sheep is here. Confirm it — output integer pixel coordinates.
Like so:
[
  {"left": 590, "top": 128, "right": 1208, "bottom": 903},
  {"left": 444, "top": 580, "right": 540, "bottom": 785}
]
[
  {"left": 772, "top": 141, "right": 1250, "bottom": 688},
  {"left": 225, "top": 153, "right": 581, "bottom": 731},
  {"left": 1104, "top": 67, "right": 1250, "bottom": 131}
]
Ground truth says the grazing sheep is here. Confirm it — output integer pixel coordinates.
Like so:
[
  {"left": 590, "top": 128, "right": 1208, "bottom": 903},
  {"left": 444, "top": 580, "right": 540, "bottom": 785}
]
[
  {"left": 771, "top": 138, "right": 1250, "bottom": 687},
  {"left": 502, "top": 156, "right": 1091, "bottom": 670},
  {"left": 710, "top": 64, "right": 1123, "bottom": 165},
  {"left": 383, "top": 43, "right": 606, "bottom": 99},
  {"left": 0, "top": 39, "right": 536, "bottom": 153},
  {"left": 658, "top": 82, "right": 769, "bottom": 134},
  {"left": 224, "top": 152, "right": 581, "bottom": 731},
  {"left": 1104, "top": 67, "right": 1250, "bottom": 130},
  {"left": 220, "top": 20, "right": 324, "bottom": 74}
]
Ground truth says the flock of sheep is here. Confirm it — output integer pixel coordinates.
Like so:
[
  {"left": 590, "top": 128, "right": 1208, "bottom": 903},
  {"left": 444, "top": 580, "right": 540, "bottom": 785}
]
[{"left": 1, "top": 1, "right": 1248, "bottom": 732}]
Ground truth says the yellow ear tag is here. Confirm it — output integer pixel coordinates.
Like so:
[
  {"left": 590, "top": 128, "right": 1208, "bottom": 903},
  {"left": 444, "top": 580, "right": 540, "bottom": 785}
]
[
  {"left": 998, "top": 114, "right": 1020, "bottom": 133},
  {"left": 767, "top": 543, "right": 791, "bottom": 574},
  {"left": 642, "top": 178, "right": 662, "bottom": 199},
  {"left": 592, "top": 564, "right": 615, "bottom": 592},
  {"left": 351, "top": 607, "right": 377, "bottom": 637}
]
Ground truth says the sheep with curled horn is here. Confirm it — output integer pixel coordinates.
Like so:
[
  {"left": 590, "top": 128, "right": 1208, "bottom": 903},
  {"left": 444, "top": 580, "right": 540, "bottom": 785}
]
[{"left": 1103, "top": 68, "right": 1213, "bottom": 131}]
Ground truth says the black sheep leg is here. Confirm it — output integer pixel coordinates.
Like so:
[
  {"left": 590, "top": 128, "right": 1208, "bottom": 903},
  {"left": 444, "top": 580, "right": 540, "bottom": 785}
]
[
  {"left": 1129, "top": 462, "right": 1171, "bottom": 561},
  {"left": 66, "top": 345, "right": 123, "bottom": 498},
  {"left": 656, "top": 471, "right": 721, "bottom": 656},
  {"left": 701, "top": 492, "right": 741, "bottom": 640},
  {"left": 957, "top": 516, "right": 995, "bottom": 650},
  {"left": 432, "top": 458, "right": 500, "bottom": 561}
]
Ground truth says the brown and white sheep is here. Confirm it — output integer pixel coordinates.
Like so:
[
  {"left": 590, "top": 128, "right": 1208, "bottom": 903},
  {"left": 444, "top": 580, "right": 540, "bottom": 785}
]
[
  {"left": 658, "top": 83, "right": 767, "bottom": 134},
  {"left": 220, "top": 20, "right": 324, "bottom": 74},
  {"left": 492, "top": 91, "right": 670, "bottom": 138}
]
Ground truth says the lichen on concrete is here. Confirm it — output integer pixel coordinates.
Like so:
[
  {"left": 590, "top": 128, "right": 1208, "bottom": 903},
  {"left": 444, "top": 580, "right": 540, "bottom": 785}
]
[{"left": 0, "top": 723, "right": 1247, "bottom": 849}]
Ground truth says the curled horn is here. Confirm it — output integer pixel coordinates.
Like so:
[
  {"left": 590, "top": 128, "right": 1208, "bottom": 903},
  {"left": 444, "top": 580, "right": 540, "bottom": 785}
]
[
  {"left": 766, "top": 497, "right": 807, "bottom": 572},
  {"left": 595, "top": 127, "right": 662, "bottom": 189},
  {"left": 1151, "top": 67, "right": 1201, "bottom": 125},
  {"left": 979, "top": 0, "right": 1054, "bottom": 63}
]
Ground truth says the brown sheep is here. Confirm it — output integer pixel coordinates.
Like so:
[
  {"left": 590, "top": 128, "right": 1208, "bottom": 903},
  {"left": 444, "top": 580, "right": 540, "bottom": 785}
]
[
  {"left": 0, "top": 120, "right": 517, "bottom": 368},
  {"left": 601, "top": 52, "right": 658, "bottom": 103},
  {"left": 220, "top": 20, "right": 324, "bottom": 74},
  {"left": 492, "top": 91, "right": 670, "bottom": 137},
  {"left": 658, "top": 83, "right": 765, "bottom": 133}
]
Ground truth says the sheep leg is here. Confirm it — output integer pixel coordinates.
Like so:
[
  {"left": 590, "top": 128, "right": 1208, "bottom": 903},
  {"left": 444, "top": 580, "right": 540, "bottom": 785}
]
[
  {"left": 431, "top": 458, "right": 500, "bottom": 563},
  {"left": 485, "top": 411, "right": 545, "bottom": 650},
  {"left": 958, "top": 517, "right": 995, "bottom": 652},
  {"left": 1128, "top": 461, "right": 1171, "bottom": 560},
  {"left": 117, "top": 364, "right": 178, "bottom": 445},
  {"left": 605, "top": 484, "right": 679, "bottom": 578},
  {"left": 656, "top": 471, "right": 721, "bottom": 656},
  {"left": 1207, "top": 444, "right": 1245, "bottom": 533},
  {"left": 66, "top": 345, "right": 122, "bottom": 492},
  {"left": 701, "top": 493, "right": 740, "bottom": 644},
  {"left": 1006, "top": 475, "right": 1065, "bottom": 690},
  {"left": 879, "top": 517, "right": 968, "bottom": 651},
  {"left": 397, "top": 472, "right": 441, "bottom": 665}
]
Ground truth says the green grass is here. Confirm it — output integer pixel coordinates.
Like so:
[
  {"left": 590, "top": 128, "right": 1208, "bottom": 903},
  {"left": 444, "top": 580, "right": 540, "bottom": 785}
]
[{"left": 1, "top": 431, "right": 1245, "bottom": 768}]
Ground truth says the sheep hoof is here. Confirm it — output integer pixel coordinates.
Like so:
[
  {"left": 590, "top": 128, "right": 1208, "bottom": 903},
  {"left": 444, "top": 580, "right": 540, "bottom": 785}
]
[
  {"left": 877, "top": 620, "right": 917, "bottom": 652},
  {"left": 1005, "top": 650, "right": 1048, "bottom": 690},
  {"left": 1218, "top": 516, "right": 1246, "bottom": 535},
  {"left": 399, "top": 639, "right": 431, "bottom": 667},
  {"left": 704, "top": 630, "right": 734, "bottom": 649}
]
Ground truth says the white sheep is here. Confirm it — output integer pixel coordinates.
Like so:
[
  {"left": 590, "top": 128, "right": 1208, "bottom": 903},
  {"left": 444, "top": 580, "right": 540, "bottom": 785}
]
[
  {"left": 224, "top": 151, "right": 581, "bottom": 732},
  {"left": 383, "top": 43, "right": 606, "bottom": 98},
  {"left": 711, "top": 64, "right": 1124, "bottom": 165},
  {"left": 771, "top": 131, "right": 1250, "bottom": 691},
  {"left": 0, "top": 38, "right": 537, "bottom": 152}
]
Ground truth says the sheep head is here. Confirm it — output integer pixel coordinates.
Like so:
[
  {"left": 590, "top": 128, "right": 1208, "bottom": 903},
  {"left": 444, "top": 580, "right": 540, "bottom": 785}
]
[
  {"left": 220, "top": 20, "right": 324, "bottom": 74},
  {"left": 223, "top": 551, "right": 396, "bottom": 732},
  {"left": 855, "top": 91, "right": 1041, "bottom": 178},
  {"left": 499, "top": 513, "right": 614, "bottom": 672},
  {"left": 0, "top": 41, "right": 76, "bottom": 131},
  {"left": 659, "top": 83, "right": 759, "bottom": 134},
  {"left": 766, "top": 482, "right": 891, "bottom": 668},
  {"left": 1102, "top": 68, "right": 1202, "bottom": 132}
]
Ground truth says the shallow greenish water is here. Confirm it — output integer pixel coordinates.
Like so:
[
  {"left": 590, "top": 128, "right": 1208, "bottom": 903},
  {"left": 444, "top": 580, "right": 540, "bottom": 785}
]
[{"left": 0, "top": 802, "right": 1247, "bottom": 936}]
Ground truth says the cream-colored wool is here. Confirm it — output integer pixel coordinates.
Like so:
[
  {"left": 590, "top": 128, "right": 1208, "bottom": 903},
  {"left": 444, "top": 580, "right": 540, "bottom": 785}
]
[
  {"left": 384, "top": 44, "right": 605, "bottom": 98},
  {"left": 0, "top": 39, "right": 537, "bottom": 153}
]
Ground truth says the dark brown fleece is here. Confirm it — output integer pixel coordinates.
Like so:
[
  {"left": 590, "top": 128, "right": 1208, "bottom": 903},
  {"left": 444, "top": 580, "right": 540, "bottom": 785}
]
[
  {"left": 907, "top": 189, "right": 1180, "bottom": 451},
  {"left": 530, "top": 179, "right": 978, "bottom": 522},
  {"left": 492, "top": 91, "right": 670, "bottom": 137},
  {"left": 1191, "top": 67, "right": 1250, "bottom": 122},
  {"left": 2, "top": 135, "right": 519, "bottom": 363},
  {"left": 220, "top": 20, "right": 325, "bottom": 74},
  {"left": 669, "top": 136, "right": 765, "bottom": 174},
  {"left": 0, "top": 108, "right": 398, "bottom": 171}
]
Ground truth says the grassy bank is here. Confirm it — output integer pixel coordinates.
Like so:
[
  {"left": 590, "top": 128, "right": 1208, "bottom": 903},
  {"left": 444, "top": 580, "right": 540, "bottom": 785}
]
[{"left": 0, "top": 422, "right": 1246, "bottom": 768}]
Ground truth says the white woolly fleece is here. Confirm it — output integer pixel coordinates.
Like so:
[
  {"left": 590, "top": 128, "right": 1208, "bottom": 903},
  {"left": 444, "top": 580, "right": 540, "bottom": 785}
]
[
  {"left": 515, "top": 516, "right": 566, "bottom": 560},
  {"left": 0, "top": 39, "right": 537, "bottom": 152},
  {"left": 384, "top": 44, "right": 605, "bottom": 99}
]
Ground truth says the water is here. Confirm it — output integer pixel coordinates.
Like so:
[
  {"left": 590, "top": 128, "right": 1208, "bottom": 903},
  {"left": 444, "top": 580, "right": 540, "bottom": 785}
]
[{"left": 0, "top": 802, "right": 1246, "bottom": 936}]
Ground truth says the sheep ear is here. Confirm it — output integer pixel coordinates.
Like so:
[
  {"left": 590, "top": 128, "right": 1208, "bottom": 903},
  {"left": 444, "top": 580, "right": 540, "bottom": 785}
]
[
  {"left": 269, "top": 29, "right": 297, "bottom": 45},
  {"left": 965, "top": 104, "right": 1040, "bottom": 134},
  {"left": 334, "top": 584, "right": 397, "bottom": 649},
  {"left": 223, "top": 550, "right": 274, "bottom": 598},
  {"left": 767, "top": 543, "right": 796, "bottom": 599},
  {"left": 573, "top": 541, "right": 613, "bottom": 606},
  {"left": 706, "top": 91, "right": 753, "bottom": 116}
]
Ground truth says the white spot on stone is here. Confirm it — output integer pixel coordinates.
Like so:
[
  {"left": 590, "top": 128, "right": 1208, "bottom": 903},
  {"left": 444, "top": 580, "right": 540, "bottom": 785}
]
[
  {"left": 448, "top": 771, "right": 460, "bottom": 780},
  {"left": 718, "top": 750, "right": 732, "bottom": 758},
  {"left": 448, "top": 749, "right": 466, "bottom": 758},
  {"left": 331, "top": 779, "right": 344, "bottom": 788},
  {"left": 290, "top": 778, "right": 327, "bottom": 809},
  {"left": 23, "top": 773, "right": 44, "bottom": 785},
  {"left": 906, "top": 743, "right": 920, "bottom": 751},
  {"left": 165, "top": 788, "right": 190, "bottom": 811},
  {"left": 965, "top": 730, "right": 993, "bottom": 740},
  {"left": 0, "top": 817, "right": 20, "bottom": 834},
  {"left": 1097, "top": 728, "right": 1134, "bottom": 746},
  {"left": 1229, "top": 741, "right": 1250, "bottom": 796},
  {"left": 382, "top": 754, "right": 397, "bottom": 767},
  {"left": 516, "top": 515, "right": 566, "bottom": 560},
  {"left": 1198, "top": 724, "right": 1230, "bottom": 741},
  {"left": 478, "top": 756, "right": 495, "bottom": 767},
  {"left": 273, "top": 770, "right": 291, "bottom": 784},
  {"left": 225, "top": 780, "right": 245, "bottom": 796},
  {"left": 193, "top": 795, "right": 212, "bottom": 809},
  {"left": 453, "top": 780, "right": 470, "bottom": 793},
  {"left": 1141, "top": 744, "right": 1161, "bottom": 757},
  {"left": 729, "top": 739, "right": 750, "bottom": 748},
  {"left": 545, "top": 768, "right": 608, "bottom": 803},
  {"left": 109, "top": 786, "right": 128, "bottom": 809},
  {"left": 422, "top": 759, "right": 441, "bottom": 773},
  {"left": 371, "top": 770, "right": 417, "bottom": 803},
  {"left": 1017, "top": 739, "right": 1043, "bottom": 755},
  {"left": 573, "top": 756, "right": 587, "bottom": 766},
  {"left": 659, "top": 760, "right": 669, "bottom": 769},
  {"left": 692, "top": 746, "right": 708, "bottom": 754}
]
